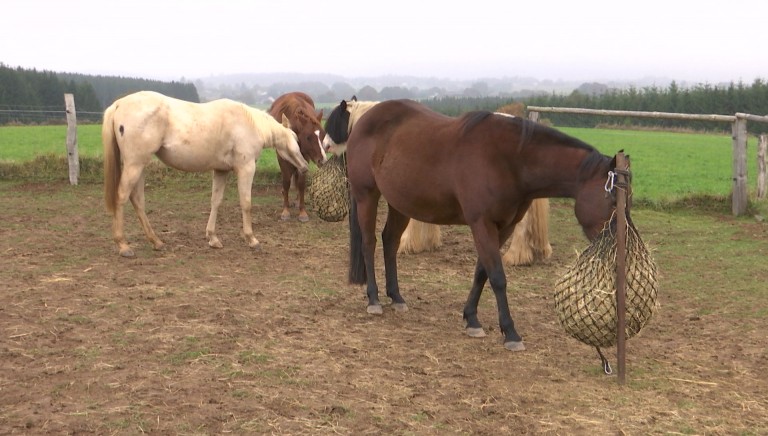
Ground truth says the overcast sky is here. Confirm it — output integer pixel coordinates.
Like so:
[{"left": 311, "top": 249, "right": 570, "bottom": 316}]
[{"left": 3, "top": 0, "right": 766, "bottom": 84}]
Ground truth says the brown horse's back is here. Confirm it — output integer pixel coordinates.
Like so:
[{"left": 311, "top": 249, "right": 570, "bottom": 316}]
[{"left": 348, "top": 99, "right": 523, "bottom": 225}]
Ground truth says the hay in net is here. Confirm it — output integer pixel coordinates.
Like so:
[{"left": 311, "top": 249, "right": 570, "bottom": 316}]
[
  {"left": 554, "top": 215, "right": 658, "bottom": 348},
  {"left": 307, "top": 153, "right": 350, "bottom": 222}
]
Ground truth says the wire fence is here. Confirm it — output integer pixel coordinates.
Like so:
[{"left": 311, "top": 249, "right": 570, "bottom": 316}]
[{"left": 0, "top": 106, "right": 102, "bottom": 125}]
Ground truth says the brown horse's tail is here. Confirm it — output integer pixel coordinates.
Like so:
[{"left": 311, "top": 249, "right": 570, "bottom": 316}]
[
  {"left": 102, "top": 103, "right": 121, "bottom": 215},
  {"left": 348, "top": 197, "right": 367, "bottom": 284}
]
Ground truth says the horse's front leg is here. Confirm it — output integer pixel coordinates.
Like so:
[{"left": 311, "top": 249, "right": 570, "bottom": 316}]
[
  {"left": 206, "top": 170, "right": 229, "bottom": 249},
  {"left": 381, "top": 206, "right": 410, "bottom": 312},
  {"left": 234, "top": 163, "right": 260, "bottom": 249},
  {"left": 278, "top": 157, "right": 294, "bottom": 221},
  {"left": 469, "top": 220, "right": 525, "bottom": 351},
  {"left": 296, "top": 170, "right": 310, "bottom": 222}
]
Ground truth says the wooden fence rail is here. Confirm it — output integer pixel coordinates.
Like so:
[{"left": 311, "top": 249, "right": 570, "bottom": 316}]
[{"left": 527, "top": 106, "right": 768, "bottom": 216}]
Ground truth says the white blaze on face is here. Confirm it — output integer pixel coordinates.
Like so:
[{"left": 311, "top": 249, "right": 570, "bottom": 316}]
[
  {"left": 322, "top": 135, "right": 346, "bottom": 155},
  {"left": 315, "top": 129, "right": 328, "bottom": 163}
]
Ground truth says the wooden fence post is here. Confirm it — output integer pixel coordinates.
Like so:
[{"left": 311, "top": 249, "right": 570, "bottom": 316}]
[
  {"left": 758, "top": 134, "right": 767, "bottom": 200},
  {"left": 528, "top": 110, "right": 540, "bottom": 123},
  {"left": 731, "top": 118, "right": 748, "bottom": 215},
  {"left": 64, "top": 93, "right": 79, "bottom": 185}
]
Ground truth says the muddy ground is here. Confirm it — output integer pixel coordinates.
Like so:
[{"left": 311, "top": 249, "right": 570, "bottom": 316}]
[{"left": 1, "top": 178, "right": 766, "bottom": 434}]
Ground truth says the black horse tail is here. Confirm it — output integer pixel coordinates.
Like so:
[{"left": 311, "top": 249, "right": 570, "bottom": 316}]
[{"left": 348, "top": 195, "right": 367, "bottom": 284}]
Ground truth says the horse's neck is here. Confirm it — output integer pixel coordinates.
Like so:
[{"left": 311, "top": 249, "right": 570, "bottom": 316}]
[{"left": 524, "top": 147, "right": 606, "bottom": 199}]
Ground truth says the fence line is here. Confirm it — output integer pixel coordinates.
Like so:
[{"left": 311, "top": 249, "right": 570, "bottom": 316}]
[{"left": 527, "top": 106, "right": 768, "bottom": 216}]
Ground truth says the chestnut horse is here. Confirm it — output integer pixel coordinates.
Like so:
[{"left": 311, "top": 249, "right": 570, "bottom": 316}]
[
  {"left": 345, "top": 99, "right": 622, "bottom": 351},
  {"left": 269, "top": 92, "right": 327, "bottom": 221},
  {"left": 103, "top": 91, "right": 309, "bottom": 257},
  {"left": 323, "top": 97, "right": 551, "bottom": 264}
]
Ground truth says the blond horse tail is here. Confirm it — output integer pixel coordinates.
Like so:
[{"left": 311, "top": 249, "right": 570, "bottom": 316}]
[
  {"left": 102, "top": 103, "right": 121, "bottom": 215},
  {"left": 503, "top": 198, "right": 552, "bottom": 266}
]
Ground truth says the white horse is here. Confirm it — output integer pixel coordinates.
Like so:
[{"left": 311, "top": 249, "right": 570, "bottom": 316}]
[
  {"left": 103, "top": 90, "right": 309, "bottom": 257},
  {"left": 323, "top": 97, "right": 551, "bottom": 264}
]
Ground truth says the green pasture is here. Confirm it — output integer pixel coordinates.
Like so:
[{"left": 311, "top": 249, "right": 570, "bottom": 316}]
[{"left": 0, "top": 123, "right": 764, "bottom": 209}]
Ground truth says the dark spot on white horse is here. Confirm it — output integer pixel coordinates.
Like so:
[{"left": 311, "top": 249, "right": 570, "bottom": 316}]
[{"left": 119, "top": 125, "right": 124, "bottom": 136}]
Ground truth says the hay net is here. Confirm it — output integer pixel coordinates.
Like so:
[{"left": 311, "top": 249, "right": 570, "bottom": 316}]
[
  {"left": 554, "top": 214, "right": 659, "bottom": 349},
  {"left": 307, "top": 153, "right": 350, "bottom": 222}
]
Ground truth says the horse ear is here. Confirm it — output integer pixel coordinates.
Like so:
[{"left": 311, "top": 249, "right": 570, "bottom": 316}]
[
  {"left": 351, "top": 95, "right": 357, "bottom": 101},
  {"left": 340, "top": 100, "right": 347, "bottom": 111},
  {"left": 281, "top": 113, "right": 292, "bottom": 129},
  {"left": 316, "top": 109, "right": 324, "bottom": 121}
]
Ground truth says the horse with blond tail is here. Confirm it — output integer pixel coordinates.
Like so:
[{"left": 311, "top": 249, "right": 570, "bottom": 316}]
[
  {"left": 323, "top": 97, "right": 551, "bottom": 265},
  {"left": 103, "top": 91, "right": 309, "bottom": 257}
]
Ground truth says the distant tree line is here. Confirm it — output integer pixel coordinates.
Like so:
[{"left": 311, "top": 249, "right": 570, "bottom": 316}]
[
  {"left": 0, "top": 64, "right": 199, "bottom": 124},
  {"left": 0, "top": 64, "right": 101, "bottom": 122},
  {"left": 59, "top": 72, "right": 199, "bottom": 108}
]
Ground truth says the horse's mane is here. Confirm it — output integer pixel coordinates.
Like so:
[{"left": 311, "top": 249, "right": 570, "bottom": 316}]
[
  {"left": 346, "top": 100, "right": 378, "bottom": 132},
  {"left": 325, "top": 99, "right": 378, "bottom": 144},
  {"left": 242, "top": 104, "right": 295, "bottom": 147}
]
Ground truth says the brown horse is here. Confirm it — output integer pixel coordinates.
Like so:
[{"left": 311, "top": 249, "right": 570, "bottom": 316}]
[
  {"left": 345, "top": 99, "right": 623, "bottom": 351},
  {"left": 103, "top": 91, "right": 309, "bottom": 257},
  {"left": 323, "top": 97, "right": 552, "bottom": 264},
  {"left": 269, "top": 92, "right": 327, "bottom": 222}
]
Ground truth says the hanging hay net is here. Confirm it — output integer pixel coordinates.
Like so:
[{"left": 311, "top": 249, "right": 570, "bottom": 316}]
[
  {"left": 554, "top": 214, "right": 659, "bottom": 349},
  {"left": 307, "top": 153, "right": 350, "bottom": 222}
]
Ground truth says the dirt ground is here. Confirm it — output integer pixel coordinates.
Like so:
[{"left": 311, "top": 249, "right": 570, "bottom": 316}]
[{"left": 1, "top": 178, "right": 767, "bottom": 435}]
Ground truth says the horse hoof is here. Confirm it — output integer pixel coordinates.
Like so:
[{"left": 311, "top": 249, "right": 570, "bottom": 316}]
[
  {"left": 504, "top": 341, "right": 526, "bottom": 352},
  {"left": 251, "top": 242, "right": 262, "bottom": 252},
  {"left": 280, "top": 213, "right": 291, "bottom": 221},
  {"left": 209, "top": 240, "right": 223, "bottom": 249},
  {"left": 298, "top": 215, "right": 309, "bottom": 223},
  {"left": 367, "top": 304, "right": 383, "bottom": 315},
  {"left": 391, "top": 303, "right": 408, "bottom": 312},
  {"left": 119, "top": 249, "right": 135, "bottom": 258},
  {"left": 153, "top": 242, "right": 165, "bottom": 251},
  {"left": 466, "top": 327, "right": 487, "bottom": 338}
]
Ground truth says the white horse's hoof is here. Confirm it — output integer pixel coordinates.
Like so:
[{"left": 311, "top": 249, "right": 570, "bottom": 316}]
[
  {"left": 208, "top": 239, "right": 223, "bottom": 249},
  {"left": 119, "top": 249, "right": 135, "bottom": 258},
  {"left": 466, "top": 327, "right": 487, "bottom": 338},
  {"left": 367, "top": 304, "right": 383, "bottom": 315},
  {"left": 504, "top": 341, "right": 526, "bottom": 352}
]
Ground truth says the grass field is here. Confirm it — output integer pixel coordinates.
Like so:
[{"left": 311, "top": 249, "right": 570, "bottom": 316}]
[{"left": 0, "top": 123, "right": 764, "bottom": 210}]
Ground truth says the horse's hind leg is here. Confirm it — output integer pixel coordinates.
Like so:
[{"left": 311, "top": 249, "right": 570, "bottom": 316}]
[
  {"left": 112, "top": 164, "right": 161, "bottom": 257},
  {"left": 129, "top": 171, "right": 164, "bottom": 251},
  {"left": 381, "top": 206, "right": 410, "bottom": 312},
  {"left": 206, "top": 169, "right": 228, "bottom": 249},
  {"left": 466, "top": 220, "right": 524, "bottom": 351}
]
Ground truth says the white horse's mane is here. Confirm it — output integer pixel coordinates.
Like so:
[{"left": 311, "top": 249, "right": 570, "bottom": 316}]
[
  {"left": 346, "top": 100, "right": 379, "bottom": 132},
  {"left": 241, "top": 103, "right": 297, "bottom": 147}
]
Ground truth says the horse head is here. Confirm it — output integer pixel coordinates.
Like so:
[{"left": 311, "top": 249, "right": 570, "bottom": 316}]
[
  {"left": 293, "top": 107, "right": 328, "bottom": 167},
  {"left": 279, "top": 114, "right": 310, "bottom": 174},
  {"left": 323, "top": 96, "right": 360, "bottom": 154},
  {"left": 574, "top": 152, "right": 631, "bottom": 241}
]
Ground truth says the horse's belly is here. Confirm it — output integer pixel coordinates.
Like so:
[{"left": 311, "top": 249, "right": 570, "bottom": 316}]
[{"left": 156, "top": 146, "right": 233, "bottom": 172}]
